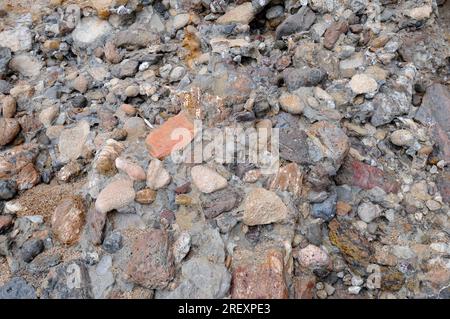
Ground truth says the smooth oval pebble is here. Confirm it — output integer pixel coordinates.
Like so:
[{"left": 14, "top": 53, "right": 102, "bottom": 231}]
[{"left": 115, "top": 157, "right": 146, "bottom": 181}]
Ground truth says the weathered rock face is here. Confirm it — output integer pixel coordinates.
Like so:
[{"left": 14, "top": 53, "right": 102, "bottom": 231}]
[
  {"left": 267, "top": 163, "right": 303, "bottom": 197},
  {"left": 126, "top": 230, "right": 175, "bottom": 289},
  {"left": 51, "top": 196, "right": 85, "bottom": 245},
  {"left": 231, "top": 246, "right": 288, "bottom": 299},
  {"left": 0, "top": 0, "right": 447, "bottom": 301},
  {"left": 243, "top": 188, "right": 288, "bottom": 226}
]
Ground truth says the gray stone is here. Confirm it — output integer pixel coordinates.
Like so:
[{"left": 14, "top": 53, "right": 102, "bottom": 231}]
[
  {"left": 20, "top": 239, "right": 44, "bottom": 263},
  {"left": 0, "top": 277, "right": 36, "bottom": 299},
  {"left": 110, "top": 59, "right": 139, "bottom": 79},
  {"left": 311, "top": 192, "right": 337, "bottom": 221},
  {"left": 276, "top": 6, "right": 316, "bottom": 39},
  {"left": 9, "top": 54, "right": 42, "bottom": 78},
  {"left": 102, "top": 231, "right": 123, "bottom": 253},
  {"left": 0, "top": 46, "right": 11, "bottom": 76},
  {"left": 0, "top": 27, "right": 32, "bottom": 52},
  {"left": 0, "top": 180, "right": 17, "bottom": 200},
  {"left": 40, "top": 260, "right": 93, "bottom": 299},
  {"left": 160, "top": 258, "right": 231, "bottom": 299},
  {"left": 89, "top": 255, "right": 115, "bottom": 299},
  {"left": 283, "top": 67, "right": 327, "bottom": 91}
]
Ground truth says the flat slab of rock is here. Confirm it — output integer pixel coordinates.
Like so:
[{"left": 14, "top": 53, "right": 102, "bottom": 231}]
[
  {"left": 58, "top": 121, "right": 90, "bottom": 163},
  {"left": 126, "top": 230, "right": 174, "bottom": 289},
  {"left": 145, "top": 112, "right": 195, "bottom": 159},
  {"left": 95, "top": 179, "right": 135, "bottom": 214},
  {"left": 231, "top": 246, "right": 288, "bottom": 299},
  {"left": 191, "top": 165, "right": 227, "bottom": 194},
  {"left": 243, "top": 188, "right": 288, "bottom": 226},
  {"left": 415, "top": 83, "right": 450, "bottom": 131}
]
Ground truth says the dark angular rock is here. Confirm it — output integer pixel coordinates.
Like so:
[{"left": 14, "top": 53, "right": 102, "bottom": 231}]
[
  {"left": 311, "top": 192, "right": 337, "bottom": 221},
  {"left": 283, "top": 67, "right": 327, "bottom": 91},
  {"left": 102, "top": 231, "right": 123, "bottom": 253},
  {"left": 0, "top": 46, "right": 11, "bottom": 77},
  {"left": 40, "top": 260, "right": 92, "bottom": 299},
  {"left": 20, "top": 238, "right": 44, "bottom": 263},
  {"left": 201, "top": 188, "right": 240, "bottom": 219},
  {"left": 275, "top": 6, "right": 316, "bottom": 39},
  {"left": 279, "top": 128, "right": 311, "bottom": 164}
]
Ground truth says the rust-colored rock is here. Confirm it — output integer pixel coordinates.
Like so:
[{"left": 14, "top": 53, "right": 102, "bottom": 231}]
[
  {"left": 51, "top": 196, "right": 85, "bottom": 245},
  {"left": 126, "top": 230, "right": 174, "bottom": 289},
  {"left": 145, "top": 112, "right": 195, "bottom": 159},
  {"left": 335, "top": 159, "right": 400, "bottom": 194},
  {"left": 328, "top": 219, "right": 374, "bottom": 275},
  {"left": 231, "top": 246, "right": 288, "bottom": 299}
]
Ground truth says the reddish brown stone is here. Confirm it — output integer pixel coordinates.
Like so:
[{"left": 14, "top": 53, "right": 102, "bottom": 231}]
[
  {"left": 16, "top": 163, "right": 40, "bottom": 190},
  {"left": 323, "top": 21, "right": 348, "bottom": 50},
  {"left": 231, "top": 246, "right": 288, "bottom": 299},
  {"left": 294, "top": 275, "right": 316, "bottom": 299},
  {"left": 0, "top": 215, "right": 13, "bottom": 234},
  {"left": 51, "top": 196, "right": 85, "bottom": 245},
  {"left": 175, "top": 182, "right": 191, "bottom": 194},
  {"left": 126, "top": 229, "right": 174, "bottom": 289},
  {"left": 336, "top": 160, "right": 400, "bottom": 194},
  {"left": 145, "top": 112, "right": 195, "bottom": 159}
]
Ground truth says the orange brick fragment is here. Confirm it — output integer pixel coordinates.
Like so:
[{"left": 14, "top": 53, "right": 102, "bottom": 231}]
[{"left": 145, "top": 112, "right": 195, "bottom": 159}]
